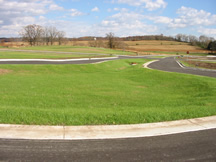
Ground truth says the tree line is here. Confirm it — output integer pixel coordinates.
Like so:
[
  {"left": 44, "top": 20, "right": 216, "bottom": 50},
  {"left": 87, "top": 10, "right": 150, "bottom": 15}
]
[
  {"left": 20, "top": 24, "right": 65, "bottom": 46},
  {"left": 17, "top": 24, "right": 216, "bottom": 53},
  {"left": 175, "top": 34, "right": 215, "bottom": 49}
]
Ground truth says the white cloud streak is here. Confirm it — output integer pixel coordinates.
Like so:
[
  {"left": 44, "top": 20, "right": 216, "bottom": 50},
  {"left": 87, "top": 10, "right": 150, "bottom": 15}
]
[
  {"left": 70, "top": 9, "right": 84, "bottom": 16},
  {"left": 91, "top": 7, "right": 99, "bottom": 12},
  {"left": 112, "top": 0, "right": 167, "bottom": 11},
  {"left": 151, "top": 6, "right": 216, "bottom": 29}
]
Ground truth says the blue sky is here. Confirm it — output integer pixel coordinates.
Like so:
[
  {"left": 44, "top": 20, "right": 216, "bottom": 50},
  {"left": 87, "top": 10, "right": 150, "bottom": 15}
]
[{"left": 0, "top": 0, "right": 216, "bottom": 38}]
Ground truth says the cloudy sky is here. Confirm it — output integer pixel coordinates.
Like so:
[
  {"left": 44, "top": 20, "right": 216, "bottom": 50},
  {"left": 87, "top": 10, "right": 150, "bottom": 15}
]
[{"left": 0, "top": 0, "right": 216, "bottom": 38}]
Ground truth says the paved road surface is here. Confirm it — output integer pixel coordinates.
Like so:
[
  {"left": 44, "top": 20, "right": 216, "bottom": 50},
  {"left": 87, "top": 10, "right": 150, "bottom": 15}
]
[
  {"left": 1, "top": 129, "right": 216, "bottom": 161},
  {"left": 0, "top": 56, "right": 216, "bottom": 78},
  {"left": 0, "top": 56, "right": 157, "bottom": 64},
  {"left": 148, "top": 57, "right": 216, "bottom": 78},
  {"left": 0, "top": 56, "right": 215, "bottom": 161}
]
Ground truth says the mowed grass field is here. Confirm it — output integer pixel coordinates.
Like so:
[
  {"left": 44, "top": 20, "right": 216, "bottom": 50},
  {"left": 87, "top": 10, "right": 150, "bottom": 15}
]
[
  {"left": 1, "top": 40, "right": 210, "bottom": 57},
  {"left": 0, "top": 46, "right": 134, "bottom": 59},
  {"left": 0, "top": 59, "right": 215, "bottom": 125},
  {"left": 18, "top": 45, "right": 133, "bottom": 55},
  {"left": 0, "top": 51, "right": 105, "bottom": 59}
]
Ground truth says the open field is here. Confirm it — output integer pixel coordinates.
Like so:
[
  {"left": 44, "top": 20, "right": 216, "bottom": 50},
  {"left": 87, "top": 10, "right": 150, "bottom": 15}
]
[
  {"left": 1, "top": 40, "right": 211, "bottom": 56},
  {"left": 0, "top": 51, "right": 107, "bottom": 59},
  {"left": 0, "top": 46, "right": 134, "bottom": 59},
  {"left": 0, "top": 59, "right": 215, "bottom": 125},
  {"left": 125, "top": 40, "right": 210, "bottom": 55},
  {"left": 17, "top": 45, "right": 132, "bottom": 55}
]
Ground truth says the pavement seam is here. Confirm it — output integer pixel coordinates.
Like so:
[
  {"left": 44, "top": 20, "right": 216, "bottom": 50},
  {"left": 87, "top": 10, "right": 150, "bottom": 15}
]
[
  {"left": 63, "top": 126, "right": 65, "bottom": 140},
  {"left": 187, "top": 119, "right": 208, "bottom": 129}
]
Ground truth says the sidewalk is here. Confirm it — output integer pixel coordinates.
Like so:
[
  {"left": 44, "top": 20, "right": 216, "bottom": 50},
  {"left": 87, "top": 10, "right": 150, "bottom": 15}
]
[{"left": 0, "top": 116, "right": 215, "bottom": 140}]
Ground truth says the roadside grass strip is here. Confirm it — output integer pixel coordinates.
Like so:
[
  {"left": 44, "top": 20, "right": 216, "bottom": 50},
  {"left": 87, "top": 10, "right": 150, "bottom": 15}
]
[{"left": 0, "top": 59, "right": 216, "bottom": 125}]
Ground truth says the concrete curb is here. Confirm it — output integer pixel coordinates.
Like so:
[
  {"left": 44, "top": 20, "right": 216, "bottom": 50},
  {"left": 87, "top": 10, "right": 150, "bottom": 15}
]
[
  {"left": 0, "top": 116, "right": 215, "bottom": 140},
  {"left": 0, "top": 57, "right": 118, "bottom": 62},
  {"left": 143, "top": 60, "right": 159, "bottom": 69}
]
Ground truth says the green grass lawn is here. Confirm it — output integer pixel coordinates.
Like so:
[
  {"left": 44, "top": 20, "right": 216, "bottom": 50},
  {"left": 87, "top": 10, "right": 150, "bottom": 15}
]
[
  {"left": 0, "top": 59, "right": 216, "bottom": 125},
  {"left": 0, "top": 46, "right": 134, "bottom": 59},
  {"left": 0, "top": 51, "right": 108, "bottom": 59},
  {"left": 18, "top": 45, "right": 134, "bottom": 55}
]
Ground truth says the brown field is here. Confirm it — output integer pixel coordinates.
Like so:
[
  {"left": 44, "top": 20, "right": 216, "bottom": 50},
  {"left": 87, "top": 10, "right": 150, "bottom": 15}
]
[
  {"left": 124, "top": 40, "right": 209, "bottom": 54},
  {"left": 0, "top": 40, "right": 210, "bottom": 54}
]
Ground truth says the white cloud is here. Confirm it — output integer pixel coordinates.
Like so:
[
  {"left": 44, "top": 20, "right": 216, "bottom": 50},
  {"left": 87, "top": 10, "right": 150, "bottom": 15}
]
[
  {"left": 49, "top": 4, "right": 64, "bottom": 11},
  {"left": 198, "top": 28, "right": 216, "bottom": 37},
  {"left": 91, "top": 7, "right": 99, "bottom": 12},
  {"left": 107, "top": 8, "right": 128, "bottom": 12},
  {"left": 97, "top": 11, "right": 157, "bottom": 36},
  {"left": 70, "top": 9, "right": 84, "bottom": 16},
  {"left": 112, "top": 0, "right": 167, "bottom": 11},
  {"left": 151, "top": 6, "right": 216, "bottom": 29},
  {"left": 0, "top": 0, "right": 66, "bottom": 36},
  {"left": 151, "top": 16, "right": 172, "bottom": 24},
  {"left": 175, "top": 6, "right": 216, "bottom": 26}
]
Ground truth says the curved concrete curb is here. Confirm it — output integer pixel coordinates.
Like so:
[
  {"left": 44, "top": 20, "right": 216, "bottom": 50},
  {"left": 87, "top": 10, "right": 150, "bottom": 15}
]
[
  {"left": 0, "top": 116, "right": 215, "bottom": 140},
  {"left": 143, "top": 60, "right": 159, "bottom": 69}
]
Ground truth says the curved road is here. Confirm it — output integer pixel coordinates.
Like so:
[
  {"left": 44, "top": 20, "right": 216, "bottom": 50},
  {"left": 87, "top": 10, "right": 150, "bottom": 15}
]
[
  {"left": 0, "top": 56, "right": 216, "bottom": 161},
  {"left": 148, "top": 57, "right": 216, "bottom": 78},
  {"left": 0, "top": 55, "right": 215, "bottom": 77},
  {"left": 1, "top": 129, "right": 216, "bottom": 161}
]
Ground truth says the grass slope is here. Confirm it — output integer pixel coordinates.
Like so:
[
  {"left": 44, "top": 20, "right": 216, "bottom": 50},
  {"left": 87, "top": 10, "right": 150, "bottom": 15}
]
[{"left": 0, "top": 59, "right": 215, "bottom": 125}]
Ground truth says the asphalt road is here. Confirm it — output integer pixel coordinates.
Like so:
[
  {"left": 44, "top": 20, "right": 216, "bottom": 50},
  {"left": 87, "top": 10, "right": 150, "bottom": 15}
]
[
  {"left": 148, "top": 57, "right": 216, "bottom": 78},
  {"left": 0, "top": 56, "right": 215, "bottom": 161},
  {"left": 0, "top": 56, "right": 155, "bottom": 64},
  {"left": 0, "top": 56, "right": 216, "bottom": 78},
  {"left": 1, "top": 129, "right": 216, "bottom": 161}
]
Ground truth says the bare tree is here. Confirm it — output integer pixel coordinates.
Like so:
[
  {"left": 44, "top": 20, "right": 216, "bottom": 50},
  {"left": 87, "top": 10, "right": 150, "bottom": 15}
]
[
  {"left": 181, "top": 34, "right": 189, "bottom": 42},
  {"left": 57, "top": 31, "right": 65, "bottom": 45},
  {"left": 199, "top": 35, "right": 212, "bottom": 48},
  {"left": 176, "top": 34, "right": 183, "bottom": 42},
  {"left": 48, "top": 26, "right": 58, "bottom": 45},
  {"left": 106, "top": 32, "right": 116, "bottom": 49},
  {"left": 20, "top": 24, "right": 43, "bottom": 46},
  {"left": 188, "top": 35, "right": 198, "bottom": 45},
  {"left": 43, "top": 27, "right": 51, "bottom": 45}
]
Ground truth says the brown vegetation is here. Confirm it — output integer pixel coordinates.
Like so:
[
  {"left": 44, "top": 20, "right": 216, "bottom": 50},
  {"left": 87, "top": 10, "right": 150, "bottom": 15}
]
[
  {"left": 184, "top": 60, "right": 216, "bottom": 69},
  {"left": 0, "top": 69, "right": 12, "bottom": 75},
  {"left": 0, "top": 39, "right": 210, "bottom": 55},
  {"left": 124, "top": 40, "right": 209, "bottom": 54}
]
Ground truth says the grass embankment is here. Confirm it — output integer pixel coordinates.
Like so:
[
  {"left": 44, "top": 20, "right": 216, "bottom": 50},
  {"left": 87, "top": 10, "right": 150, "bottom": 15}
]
[{"left": 0, "top": 59, "right": 216, "bottom": 125}]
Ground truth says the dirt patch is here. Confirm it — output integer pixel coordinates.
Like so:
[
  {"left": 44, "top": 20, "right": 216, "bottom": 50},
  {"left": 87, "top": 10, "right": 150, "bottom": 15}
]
[{"left": 0, "top": 69, "right": 13, "bottom": 75}]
